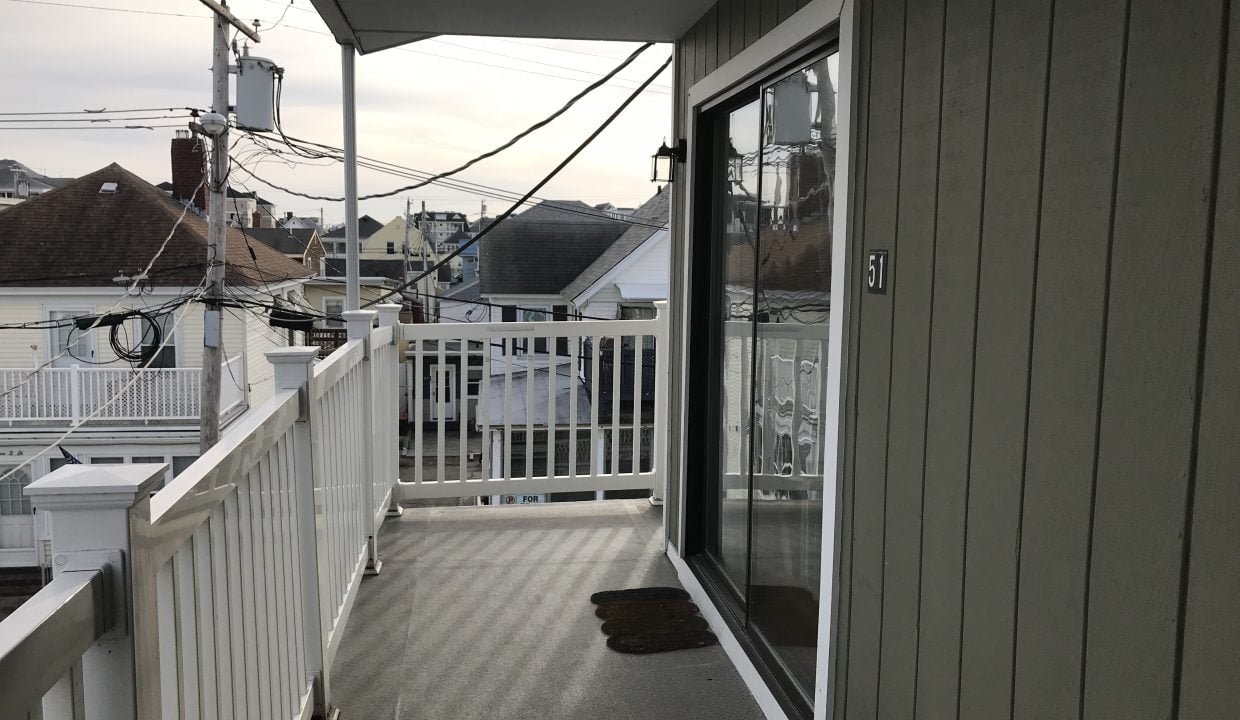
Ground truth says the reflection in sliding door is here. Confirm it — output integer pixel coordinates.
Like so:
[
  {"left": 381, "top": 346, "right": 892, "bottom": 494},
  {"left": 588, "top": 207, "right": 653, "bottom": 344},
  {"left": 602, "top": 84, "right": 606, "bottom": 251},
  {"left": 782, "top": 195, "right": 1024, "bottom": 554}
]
[
  {"left": 748, "top": 52, "right": 838, "bottom": 692},
  {"left": 710, "top": 97, "right": 762, "bottom": 598}
]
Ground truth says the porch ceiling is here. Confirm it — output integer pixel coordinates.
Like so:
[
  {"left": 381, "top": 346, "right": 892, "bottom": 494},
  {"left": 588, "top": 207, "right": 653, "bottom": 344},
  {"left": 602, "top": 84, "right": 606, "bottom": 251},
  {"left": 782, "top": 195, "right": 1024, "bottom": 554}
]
[{"left": 306, "top": 0, "right": 712, "bottom": 53}]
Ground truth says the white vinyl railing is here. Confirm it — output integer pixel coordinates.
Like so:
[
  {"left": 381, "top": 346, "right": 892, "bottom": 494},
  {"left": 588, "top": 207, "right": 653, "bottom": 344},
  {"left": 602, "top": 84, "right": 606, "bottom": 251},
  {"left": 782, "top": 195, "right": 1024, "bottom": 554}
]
[
  {"left": 0, "top": 356, "right": 246, "bottom": 424},
  {"left": 400, "top": 301, "right": 669, "bottom": 500},
  {"left": 0, "top": 305, "right": 403, "bottom": 720}
]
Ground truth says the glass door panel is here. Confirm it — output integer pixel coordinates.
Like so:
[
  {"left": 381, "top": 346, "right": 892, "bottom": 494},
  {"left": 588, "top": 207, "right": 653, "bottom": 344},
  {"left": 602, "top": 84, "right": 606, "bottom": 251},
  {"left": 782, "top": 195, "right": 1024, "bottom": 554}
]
[
  {"left": 748, "top": 52, "right": 839, "bottom": 692},
  {"left": 709, "top": 97, "right": 762, "bottom": 597}
]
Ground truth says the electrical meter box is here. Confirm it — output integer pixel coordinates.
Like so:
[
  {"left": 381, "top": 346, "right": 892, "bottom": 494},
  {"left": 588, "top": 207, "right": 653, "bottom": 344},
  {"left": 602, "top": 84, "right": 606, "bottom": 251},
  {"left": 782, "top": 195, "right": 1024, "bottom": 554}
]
[{"left": 235, "top": 55, "right": 278, "bottom": 131}]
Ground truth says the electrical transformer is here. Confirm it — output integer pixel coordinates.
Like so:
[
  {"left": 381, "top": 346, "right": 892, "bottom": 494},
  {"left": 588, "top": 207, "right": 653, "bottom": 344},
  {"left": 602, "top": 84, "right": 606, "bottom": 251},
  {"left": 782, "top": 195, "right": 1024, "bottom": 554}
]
[{"left": 235, "top": 55, "right": 278, "bottom": 131}]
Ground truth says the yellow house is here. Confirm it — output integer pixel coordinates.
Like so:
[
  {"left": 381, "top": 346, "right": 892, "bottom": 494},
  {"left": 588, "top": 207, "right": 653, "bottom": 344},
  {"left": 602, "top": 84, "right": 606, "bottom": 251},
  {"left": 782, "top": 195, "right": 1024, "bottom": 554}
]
[{"left": 362, "top": 216, "right": 434, "bottom": 261}]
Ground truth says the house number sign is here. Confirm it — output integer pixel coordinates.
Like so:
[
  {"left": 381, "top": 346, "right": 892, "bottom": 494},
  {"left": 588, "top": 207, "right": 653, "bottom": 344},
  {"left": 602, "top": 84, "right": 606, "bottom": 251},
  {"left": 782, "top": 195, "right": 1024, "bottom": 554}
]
[{"left": 867, "top": 249, "right": 889, "bottom": 294}]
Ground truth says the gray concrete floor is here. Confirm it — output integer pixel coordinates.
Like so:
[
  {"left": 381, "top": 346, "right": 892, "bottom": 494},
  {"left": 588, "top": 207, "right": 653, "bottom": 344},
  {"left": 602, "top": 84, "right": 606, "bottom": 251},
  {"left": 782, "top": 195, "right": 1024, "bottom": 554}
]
[{"left": 330, "top": 500, "right": 764, "bottom": 720}]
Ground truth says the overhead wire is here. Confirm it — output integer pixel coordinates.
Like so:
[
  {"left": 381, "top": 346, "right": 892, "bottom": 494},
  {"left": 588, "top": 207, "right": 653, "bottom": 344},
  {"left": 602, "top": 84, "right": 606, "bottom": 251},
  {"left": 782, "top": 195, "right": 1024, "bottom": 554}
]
[
  {"left": 244, "top": 41, "right": 658, "bottom": 203},
  {"left": 360, "top": 53, "right": 673, "bottom": 309}
]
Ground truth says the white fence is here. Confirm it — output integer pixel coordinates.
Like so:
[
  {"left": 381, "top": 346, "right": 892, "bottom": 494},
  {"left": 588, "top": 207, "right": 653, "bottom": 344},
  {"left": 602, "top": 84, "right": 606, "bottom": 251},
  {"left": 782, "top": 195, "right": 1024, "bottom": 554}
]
[
  {"left": 401, "top": 301, "right": 669, "bottom": 499},
  {"left": 0, "top": 306, "right": 402, "bottom": 719},
  {"left": 0, "top": 356, "right": 246, "bottom": 424}
]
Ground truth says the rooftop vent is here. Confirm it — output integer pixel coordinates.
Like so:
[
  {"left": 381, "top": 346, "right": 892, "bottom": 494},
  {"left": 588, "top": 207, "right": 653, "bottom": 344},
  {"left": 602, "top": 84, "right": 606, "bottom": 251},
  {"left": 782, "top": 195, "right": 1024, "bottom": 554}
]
[{"left": 99, "top": 182, "right": 118, "bottom": 194}]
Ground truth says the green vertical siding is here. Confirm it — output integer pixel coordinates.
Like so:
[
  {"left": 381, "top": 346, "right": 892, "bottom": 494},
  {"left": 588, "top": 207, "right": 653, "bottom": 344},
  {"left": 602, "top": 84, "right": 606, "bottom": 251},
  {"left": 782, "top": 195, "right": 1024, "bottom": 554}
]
[
  {"left": 668, "top": 0, "right": 1238, "bottom": 718},
  {"left": 843, "top": 0, "right": 903, "bottom": 717}
]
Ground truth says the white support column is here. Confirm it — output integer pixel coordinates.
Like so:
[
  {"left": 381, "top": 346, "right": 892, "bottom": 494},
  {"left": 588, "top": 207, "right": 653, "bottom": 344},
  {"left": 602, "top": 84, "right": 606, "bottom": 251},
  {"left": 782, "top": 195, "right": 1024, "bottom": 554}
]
[
  {"left": 24, "top": 463, "right": 166, "bottom": 720},
  {"left": 376, "top": 304, "right": 404, "bottom": 517},
  {"left": 343, "top": 310, "right": 381, "bottom": 575},
  {"left": 341, "top": 43, "right": 360, "bottom": 311},
  {"left": 265, "top": 347, "right": 333, "bottom": 719},
  {"left": 651, "top": 300, "right": 669, "bottom": 506}
]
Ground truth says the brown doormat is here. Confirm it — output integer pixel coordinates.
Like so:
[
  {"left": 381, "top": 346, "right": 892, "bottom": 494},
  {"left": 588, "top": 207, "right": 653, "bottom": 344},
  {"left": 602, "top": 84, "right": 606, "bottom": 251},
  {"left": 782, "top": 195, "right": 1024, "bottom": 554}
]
[
  {"left": 594, "top": 599, "right": 699, "bottom": 620},
  {"left": 601, "top": 614, "right": 710, "bottom": 636},
  {"left": 590, "top": 587, "right": 690, "bottom": 604},
  {"left": 607, "top": 630, "right": 719, "bottom": 654}
]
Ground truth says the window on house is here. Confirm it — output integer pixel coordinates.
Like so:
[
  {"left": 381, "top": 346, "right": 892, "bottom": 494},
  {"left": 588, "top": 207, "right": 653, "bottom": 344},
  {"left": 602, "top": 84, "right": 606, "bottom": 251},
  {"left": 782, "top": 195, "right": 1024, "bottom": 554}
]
[
  {"left": 0, "top": 466, "right": 32, "bottom": 516},
  {"left": 172, "top": 456, "right": 197, "bottom": 476},
  {"left": 136, "top": 313, "right": 176, "bottom": 368},
  {"left": 386, "top": 242, "right": 395, "bottom": 254},
  {"left": 324, "top": 298, "right": 345, "bottom": 328}
]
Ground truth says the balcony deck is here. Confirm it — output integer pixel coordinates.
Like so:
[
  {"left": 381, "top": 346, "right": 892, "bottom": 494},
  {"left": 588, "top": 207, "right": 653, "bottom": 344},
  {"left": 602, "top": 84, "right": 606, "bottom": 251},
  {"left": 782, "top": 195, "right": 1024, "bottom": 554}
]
[{"left": 331, "top": 500, "right": 763, "bottom": 719}]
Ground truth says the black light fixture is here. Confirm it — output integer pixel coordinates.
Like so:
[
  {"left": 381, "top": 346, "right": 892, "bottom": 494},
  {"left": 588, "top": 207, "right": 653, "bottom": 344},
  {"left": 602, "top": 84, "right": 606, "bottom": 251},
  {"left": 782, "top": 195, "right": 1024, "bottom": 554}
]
[
  {"left": 651, "top": 138, "right": 686, "bottom": 183},
  {"left": 727, "top": 141, "right": 745, "bottom": 185}
]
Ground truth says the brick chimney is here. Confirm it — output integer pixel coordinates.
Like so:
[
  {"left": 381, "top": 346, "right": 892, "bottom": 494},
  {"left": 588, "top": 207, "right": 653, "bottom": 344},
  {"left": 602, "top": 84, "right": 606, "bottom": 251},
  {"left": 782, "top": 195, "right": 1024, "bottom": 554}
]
[{"left": 170, "top": 130, "right": 206, "bottom": 211}]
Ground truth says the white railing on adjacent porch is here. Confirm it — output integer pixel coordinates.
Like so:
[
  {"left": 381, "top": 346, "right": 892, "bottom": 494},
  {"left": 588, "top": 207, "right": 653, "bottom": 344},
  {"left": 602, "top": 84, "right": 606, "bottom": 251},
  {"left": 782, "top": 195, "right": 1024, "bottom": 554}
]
[
  {"left": 0, "top": 356, "right": 246, "bottom": 424},
  {"left": 0, "top": 306, "right": 402, "bottom": 720},
  {"left": 401, "top": 301, "right": 669, "bottom": 500}
]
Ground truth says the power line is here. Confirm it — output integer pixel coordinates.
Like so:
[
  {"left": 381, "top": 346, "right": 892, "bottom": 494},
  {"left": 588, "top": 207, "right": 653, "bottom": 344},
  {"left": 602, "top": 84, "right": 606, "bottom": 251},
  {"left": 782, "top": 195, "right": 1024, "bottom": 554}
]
[
  {"left": 0, "top": 123, "right": 191, "bottom": 131},
  {"left": 233, "top": 134, "right": 666, "bottom": 230},
  {"left": 0, "top": 115, "right": 191, "bottom": 123},
  {"left": 1, "top": 0, "right": 206, "bottom": 18},
  {"left": 0, "top": 106, "right": 196, "bottom": 116},
  {"left": 242, "top": 42, "right": 657, "bottom": 204}
]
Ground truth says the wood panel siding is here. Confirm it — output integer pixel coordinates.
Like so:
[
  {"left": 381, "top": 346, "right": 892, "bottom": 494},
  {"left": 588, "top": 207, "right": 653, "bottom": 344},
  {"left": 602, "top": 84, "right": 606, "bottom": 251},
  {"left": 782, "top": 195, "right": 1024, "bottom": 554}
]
[{"left": 670, "top": 0, "right": 1236, "bottom": 718}]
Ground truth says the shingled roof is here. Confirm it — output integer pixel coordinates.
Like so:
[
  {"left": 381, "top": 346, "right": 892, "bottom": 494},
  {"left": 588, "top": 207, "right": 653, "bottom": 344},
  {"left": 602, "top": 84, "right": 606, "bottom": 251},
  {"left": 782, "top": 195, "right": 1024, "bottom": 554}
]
[
  {"left": 562, "top": 189, "right": 669, "bottom": 301},
  {"left": 0, "top": 163, "right": 314, "bottom": 287},
  {"left": 245, "top": 227, "right": 318, "bottom": 256},
  {"left": 479, "top": 200, "right": 629, "bottom": 296}
]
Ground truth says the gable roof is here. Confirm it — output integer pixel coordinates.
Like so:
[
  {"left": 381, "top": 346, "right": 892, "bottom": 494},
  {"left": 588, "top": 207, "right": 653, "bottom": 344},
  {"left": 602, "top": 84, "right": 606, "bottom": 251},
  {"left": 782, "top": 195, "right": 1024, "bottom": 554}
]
[
  {"left": 562, "top": 189, "right": 669, "bottom": 302},
  {"left": 479, "top": 200, "right": 629, "bottom": 296},
  {"left": 443, "top": 279, "right": 481, "bottom": 302},
  {"left": 0, "top": 163, "right": 313, "bottom": 287},
  {"left": 323, "top": 215, "right": 384, "bottom": 239},
  {"left": 245, "top": 227, "right": 318, "bottom": 256},
  {"left": 0, "top": 160, "right": 72, "bottom": 195}
]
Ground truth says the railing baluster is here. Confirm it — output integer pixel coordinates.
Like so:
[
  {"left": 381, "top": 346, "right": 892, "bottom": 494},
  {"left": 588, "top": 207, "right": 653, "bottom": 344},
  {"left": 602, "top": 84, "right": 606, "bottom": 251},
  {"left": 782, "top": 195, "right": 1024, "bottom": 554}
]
[
  {"left": 222, "top": 492, "right": 246, "bottom": 719},
  {"left": 157, "top": 563, "right": 179, "bottom": 718},
  {"left": 524, "top": 335, "right": 534, "bottom": 481},
  {"left": 589, "top": 335, "right": 600, "bottom": 483},
  {"left": 503, "top": 337, "right": 513, "bottom": 482},
  {"left": 481, "top": 341, "right": 491, "bottom": 483},
  {"left": 459, "top": 338, "right": 468, "bottom": 484},
  {"left": 174, "top": 542, "right": 201, "bottom": 720},
  {"left": 192, "top": 524, "right": 217, "bottom": 720},
  {"left": 569, "top": 336, "right": 579, "bottom": 479},
  {"left": 436, "top": 340, "right": 446, "bottom": 486},
  {"left": 414, "top": 338, "right": 423, "bottom": 488},
  {"left": 546, "top": 333, "right": 555, "bottom": 479},
  {"left": 610, "top": 335, "right": 621, "bottom": 478},
  {"left": 633, "top": 334, "right": 643, "bottom": 476}
]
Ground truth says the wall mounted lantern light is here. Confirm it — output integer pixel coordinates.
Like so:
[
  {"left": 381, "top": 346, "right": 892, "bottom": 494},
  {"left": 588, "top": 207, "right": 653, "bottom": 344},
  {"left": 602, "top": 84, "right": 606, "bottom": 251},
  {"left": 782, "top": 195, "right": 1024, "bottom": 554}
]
[{"left": 651, "top": 139, "right": 687, "bottom": 183}]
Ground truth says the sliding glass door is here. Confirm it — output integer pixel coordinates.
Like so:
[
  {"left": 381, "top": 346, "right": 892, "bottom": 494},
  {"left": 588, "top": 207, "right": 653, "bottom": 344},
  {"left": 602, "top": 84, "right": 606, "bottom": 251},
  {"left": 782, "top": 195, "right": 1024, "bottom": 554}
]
[{"left": 695, "top": 47, "right": 839, "bottom": 710}]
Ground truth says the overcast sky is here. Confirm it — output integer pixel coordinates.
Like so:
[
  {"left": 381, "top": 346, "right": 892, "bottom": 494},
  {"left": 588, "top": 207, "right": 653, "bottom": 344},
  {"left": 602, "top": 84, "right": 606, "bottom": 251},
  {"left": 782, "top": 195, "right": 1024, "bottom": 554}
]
[{"left": 1, "top": 0, "right": 673, "bottom": 226}]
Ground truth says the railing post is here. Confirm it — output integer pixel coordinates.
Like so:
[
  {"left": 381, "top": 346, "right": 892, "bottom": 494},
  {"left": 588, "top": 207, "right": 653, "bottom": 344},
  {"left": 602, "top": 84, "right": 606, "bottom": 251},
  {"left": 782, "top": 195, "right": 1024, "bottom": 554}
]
[
  {"left": 343, "top": 310, "right": 382, "bottom": 576},
  {"left": 651, "top": 300, "right": 669, "bottom": 506},
  {"left": 266, "top": 347, "right": 335, "bottom": 719},
  {"left": 376, "top": 304, "right": 404, "bottom": 518},
  {"left": 69, "top": 364, "right": 82, "bottom": 424},
  {"left": 24, "top": 463, "right": 165, "bottom": 720}
]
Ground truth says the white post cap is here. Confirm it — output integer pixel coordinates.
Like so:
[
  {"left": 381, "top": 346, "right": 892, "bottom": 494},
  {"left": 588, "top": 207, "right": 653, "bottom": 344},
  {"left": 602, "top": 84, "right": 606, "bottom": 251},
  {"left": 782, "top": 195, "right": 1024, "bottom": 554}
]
[{"left": 25, "top": 463, "right": 166, "bottom": 511}]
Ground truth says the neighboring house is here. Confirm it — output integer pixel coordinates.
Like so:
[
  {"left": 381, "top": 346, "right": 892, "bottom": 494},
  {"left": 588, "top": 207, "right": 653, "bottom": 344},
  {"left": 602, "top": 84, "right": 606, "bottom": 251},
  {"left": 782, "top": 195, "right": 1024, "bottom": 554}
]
[
  {"left": 278, "top": 213, "right": 325, "bottom": 232},
  {"left": 440, "top": 228, "right": 475, "bottom": 283},
  {"left": 0, "top": 161, "right": 72, "bottom": 208},
  {"left": 438, "top": 279, "right": 482, "bottom": 324},
  {"left": 321, "top": 214, "right": 384, "bottom": 256},
  {"left": 244, "top": 227, "right": 325, "bottom": 270},
  {"left": 0, "top": 163, "right": 314, "bottom": 567},
  {"left": 412, "top": 209, "right": 468, "bottom": 246},
  {"left": 362, "top": 215, "right": 433, "bottom": 261},
  {"left": 563, "top": 189, "right": 670, "bottom": 319},
  {"left": 224, "top": 188, "right": 278, "bottom": 229}
]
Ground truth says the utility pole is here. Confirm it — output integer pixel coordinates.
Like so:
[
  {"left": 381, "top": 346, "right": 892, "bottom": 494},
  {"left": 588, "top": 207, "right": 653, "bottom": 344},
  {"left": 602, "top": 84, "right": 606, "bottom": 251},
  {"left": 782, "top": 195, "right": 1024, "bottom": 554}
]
[
  {"left": 420, "top": 200, "right": 432, "bottom": 322},
  {"left": 198, "top": 0, "right": 259, "bottom": 452}
]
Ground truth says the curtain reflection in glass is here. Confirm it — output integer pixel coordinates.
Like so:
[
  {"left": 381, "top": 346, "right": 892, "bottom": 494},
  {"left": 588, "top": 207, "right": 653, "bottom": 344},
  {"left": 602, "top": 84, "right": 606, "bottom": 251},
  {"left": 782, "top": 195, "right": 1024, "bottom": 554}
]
[{"left": 748, "top": 52, "right": 838, "bottom": 692}]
